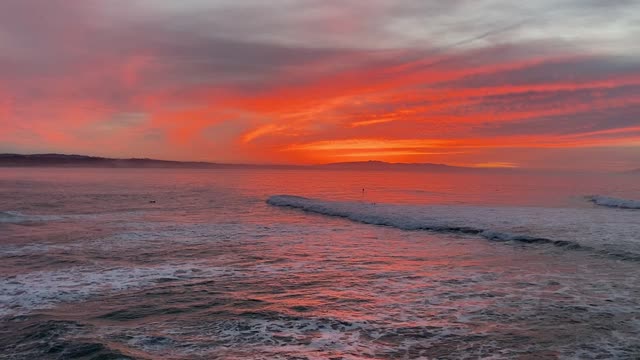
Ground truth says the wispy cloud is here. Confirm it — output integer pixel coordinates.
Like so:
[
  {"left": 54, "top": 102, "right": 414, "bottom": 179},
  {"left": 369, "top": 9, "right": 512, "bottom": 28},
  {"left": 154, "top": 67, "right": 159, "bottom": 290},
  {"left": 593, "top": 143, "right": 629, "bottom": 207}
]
[{"left": 1, "top": 0, "right": 639, "bottom": 169}]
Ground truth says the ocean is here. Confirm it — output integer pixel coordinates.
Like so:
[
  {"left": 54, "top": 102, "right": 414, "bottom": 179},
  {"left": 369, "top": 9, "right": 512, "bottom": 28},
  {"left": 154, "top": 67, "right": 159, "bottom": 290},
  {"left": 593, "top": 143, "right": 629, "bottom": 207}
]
[{"left": 1, "top": 168, "right": 639, "bottom": 359}]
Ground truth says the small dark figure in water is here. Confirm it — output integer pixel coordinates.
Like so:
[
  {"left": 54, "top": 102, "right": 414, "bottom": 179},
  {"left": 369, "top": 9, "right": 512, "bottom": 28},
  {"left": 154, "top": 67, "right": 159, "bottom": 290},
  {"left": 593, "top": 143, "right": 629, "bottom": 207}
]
[{"left": 149, "top": 200, "right": 156, "bottom": 204}]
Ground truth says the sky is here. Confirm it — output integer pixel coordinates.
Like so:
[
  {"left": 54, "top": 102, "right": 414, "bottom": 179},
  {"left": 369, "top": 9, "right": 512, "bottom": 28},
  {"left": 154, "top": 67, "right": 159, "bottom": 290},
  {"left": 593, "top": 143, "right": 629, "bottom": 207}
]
[{"left": 1, "top": 0, "right": 639, "bottom": 170}]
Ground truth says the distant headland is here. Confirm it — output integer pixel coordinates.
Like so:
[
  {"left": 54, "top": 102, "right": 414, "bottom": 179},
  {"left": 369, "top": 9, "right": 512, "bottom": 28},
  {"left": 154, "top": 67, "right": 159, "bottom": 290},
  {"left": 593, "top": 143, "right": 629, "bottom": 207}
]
[{"left": 0, "top": 153, "right": 502, "bottom": 172}]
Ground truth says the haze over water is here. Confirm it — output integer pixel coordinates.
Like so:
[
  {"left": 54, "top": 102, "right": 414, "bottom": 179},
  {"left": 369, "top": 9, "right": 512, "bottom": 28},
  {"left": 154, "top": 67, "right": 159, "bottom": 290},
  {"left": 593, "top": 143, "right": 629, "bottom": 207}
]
[{"left": 1, "top": 167, "right": 639, "bottom": 359}]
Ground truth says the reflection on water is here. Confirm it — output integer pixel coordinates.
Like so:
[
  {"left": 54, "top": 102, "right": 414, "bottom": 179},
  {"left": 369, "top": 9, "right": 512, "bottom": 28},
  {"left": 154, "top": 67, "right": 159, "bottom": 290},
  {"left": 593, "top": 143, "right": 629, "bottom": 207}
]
[{"left": 1, "top": 168, "right": 639, "bottom": 359}]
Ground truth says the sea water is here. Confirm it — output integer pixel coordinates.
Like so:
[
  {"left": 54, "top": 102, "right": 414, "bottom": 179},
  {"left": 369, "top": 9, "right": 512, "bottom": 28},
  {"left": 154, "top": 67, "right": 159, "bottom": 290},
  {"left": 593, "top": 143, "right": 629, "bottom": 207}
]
[{"left": 1, "top": 168, "right": 639, "bottom": 359}]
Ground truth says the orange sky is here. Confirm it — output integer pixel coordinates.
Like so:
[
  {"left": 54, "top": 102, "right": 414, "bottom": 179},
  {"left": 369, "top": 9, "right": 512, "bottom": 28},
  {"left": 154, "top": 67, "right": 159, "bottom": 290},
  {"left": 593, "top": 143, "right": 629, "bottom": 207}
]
[{"left": 1, "top": 1, "right": 639, "bottom": 170}]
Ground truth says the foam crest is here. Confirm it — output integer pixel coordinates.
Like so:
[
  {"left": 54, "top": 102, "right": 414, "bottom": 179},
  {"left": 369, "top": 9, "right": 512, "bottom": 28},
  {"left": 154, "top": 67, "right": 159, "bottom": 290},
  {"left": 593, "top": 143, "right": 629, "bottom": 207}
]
[
  {"left": 0, "top": 211, "right": 60, "bottom": 223},
  {"left": 267, "top": 195, "right": 640, "bottom": 259},
  {"left": 0, "top": 263, "right": 234, "bottom": 317},
  {"left": 589, "top": 195, "right": 640, "bottom": 209},
  {"left": 0, "top": 209, "right": 148, "bottom": 224}
]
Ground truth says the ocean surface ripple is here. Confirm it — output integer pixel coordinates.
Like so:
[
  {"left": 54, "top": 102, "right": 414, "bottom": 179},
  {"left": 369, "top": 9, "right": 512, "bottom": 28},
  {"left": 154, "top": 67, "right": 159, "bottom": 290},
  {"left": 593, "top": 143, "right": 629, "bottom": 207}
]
[{"left": 1, "top": 168, "right": 639, "bottom": 359}]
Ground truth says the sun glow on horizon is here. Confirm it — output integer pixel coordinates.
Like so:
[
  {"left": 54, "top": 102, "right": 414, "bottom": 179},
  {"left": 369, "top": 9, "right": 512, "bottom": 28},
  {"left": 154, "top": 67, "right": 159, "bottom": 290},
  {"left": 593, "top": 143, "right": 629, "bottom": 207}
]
[{"left": 1, "top": 1, "right": 640, "bottom": 170}]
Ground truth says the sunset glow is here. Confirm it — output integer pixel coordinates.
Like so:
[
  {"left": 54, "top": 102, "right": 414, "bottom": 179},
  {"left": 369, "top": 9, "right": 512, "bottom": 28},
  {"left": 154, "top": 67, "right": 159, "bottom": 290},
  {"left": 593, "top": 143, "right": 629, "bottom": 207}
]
[{"left": 1, "top": 0, "right": 639, "bottom": 169}]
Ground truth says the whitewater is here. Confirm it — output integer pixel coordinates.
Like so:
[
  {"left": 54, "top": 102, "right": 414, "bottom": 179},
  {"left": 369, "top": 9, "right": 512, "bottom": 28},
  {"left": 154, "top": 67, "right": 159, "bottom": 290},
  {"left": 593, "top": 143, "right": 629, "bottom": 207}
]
[
  {"left": 589, "top": 195, "right": 640, "bottom": 209},
  {"left": 268, "top": 194, "right": 640, "bottom": 260}
]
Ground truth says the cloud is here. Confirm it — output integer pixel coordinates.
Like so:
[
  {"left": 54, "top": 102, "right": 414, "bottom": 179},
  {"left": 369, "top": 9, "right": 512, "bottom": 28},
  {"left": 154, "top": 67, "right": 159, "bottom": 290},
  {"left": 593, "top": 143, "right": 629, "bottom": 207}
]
[{"left": 0, "top": 0, "right": 639, "bottom": 169}]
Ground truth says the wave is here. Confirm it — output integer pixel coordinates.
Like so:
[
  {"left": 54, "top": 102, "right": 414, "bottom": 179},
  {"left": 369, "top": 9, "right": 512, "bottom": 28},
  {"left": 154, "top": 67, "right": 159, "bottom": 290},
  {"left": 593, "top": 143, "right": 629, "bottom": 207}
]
[
  {"left": 0, "top": 211, "right": 61, "bottom": 223},
  {"left": 589, "top": 195, "right": 640, "bottom": 209},
  {"left": 267, "top": 195, "right": 640, "bottom": 261},
  {"left": 0, "top": 262, "right": 234, "bottom": 317},
  {"left": 0, "top": 210, "right": 23, "bottom": 221},
  {"left": 0, "top": 210, "right": 147, "bottom": 224}
]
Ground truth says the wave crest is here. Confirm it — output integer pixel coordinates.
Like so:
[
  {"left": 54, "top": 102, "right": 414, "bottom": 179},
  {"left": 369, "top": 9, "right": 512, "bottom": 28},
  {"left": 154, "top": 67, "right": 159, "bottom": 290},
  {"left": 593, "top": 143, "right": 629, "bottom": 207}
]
[
  {"left": 267, "top": 195, "right": 640, "bottom": 260},
  {"left": 0, "top": 210, "right": 61, "bottom": 223},
  {"left": 589, "top": 195, "right": 640, "bottom": 209}
]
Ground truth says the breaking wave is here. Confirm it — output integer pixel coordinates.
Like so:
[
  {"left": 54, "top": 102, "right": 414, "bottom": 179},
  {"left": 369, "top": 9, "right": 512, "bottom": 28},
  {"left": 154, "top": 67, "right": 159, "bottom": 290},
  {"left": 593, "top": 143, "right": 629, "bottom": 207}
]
[
  {"left": 0, "top": 211, "right": 61, "bottom": 223},
  {"left": 0, "top": 209, "right": 146, "bottom": 224},
  {"left": 267, "top": 195, "right": 640, "bottom": 260},
  {"left": 589, "top": 195, "right": 640, "bottom": 209},
  {"left": 0, "top": 263, "right": 235, "bottom": 317}
]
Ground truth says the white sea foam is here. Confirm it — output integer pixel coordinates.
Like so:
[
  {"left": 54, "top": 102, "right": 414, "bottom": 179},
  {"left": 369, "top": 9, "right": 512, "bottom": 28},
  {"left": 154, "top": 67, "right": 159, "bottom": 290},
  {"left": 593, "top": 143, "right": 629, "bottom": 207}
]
[
  {"left": 267, "top": 195, "right": 640, "bottom": 258},
  {"left": 0, "top": 263, "right": 235, "bottom": 317},
  {"left": 0, "top": 210, "right": 61, "bottom": 223},
  {"left": 0, "top": 209, "right": 148, "bottom": 224},
  {"left": 589, "top": 195, "right": 640, "bottom": 209}
]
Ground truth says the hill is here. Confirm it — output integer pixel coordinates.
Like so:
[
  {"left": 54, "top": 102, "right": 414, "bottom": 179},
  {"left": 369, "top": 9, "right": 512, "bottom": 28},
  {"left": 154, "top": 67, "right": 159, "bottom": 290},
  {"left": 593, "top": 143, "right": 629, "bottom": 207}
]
[
  {"left": 0, "top": 153, "right": 294, "bottom": 169},
  {"left": 318, "top": 160, "right": 507, "bottom": 172},
  {"left": 0, "top": 154, "right": 508, "bottom": 172}
]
